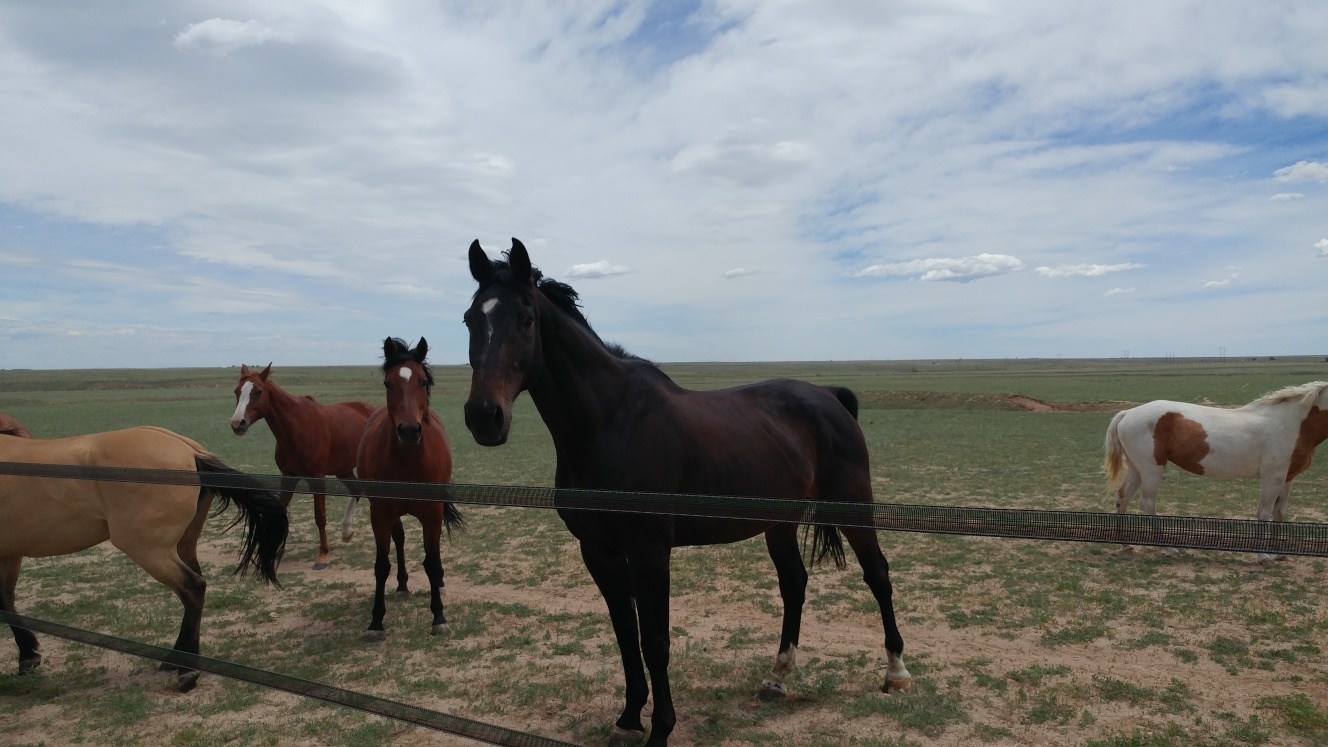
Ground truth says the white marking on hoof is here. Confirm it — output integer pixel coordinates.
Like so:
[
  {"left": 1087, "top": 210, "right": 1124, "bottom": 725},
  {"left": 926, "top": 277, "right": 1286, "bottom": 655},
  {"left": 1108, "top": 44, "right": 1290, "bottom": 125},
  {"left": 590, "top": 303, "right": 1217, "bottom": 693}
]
[
  {"left": 772, "top": 644, "right": 797, "bottom": 678},
  {"left": 1163, "top": 547, "right": 1180, "bottom": 558},
  {"left": 757, "top": 679, "right": 788, "bottom": 701},
  {"left": 431, "top": 623, "right": 451, "bottom": 637},
  {"left": 883, "top": 650, "right": 912, "bottom": 693},
  {"left": 365, "top": 629, "right": 387, "bottom": 642},
  {"left": 608, "top": 726, "right": 644, "bottom": 747}
]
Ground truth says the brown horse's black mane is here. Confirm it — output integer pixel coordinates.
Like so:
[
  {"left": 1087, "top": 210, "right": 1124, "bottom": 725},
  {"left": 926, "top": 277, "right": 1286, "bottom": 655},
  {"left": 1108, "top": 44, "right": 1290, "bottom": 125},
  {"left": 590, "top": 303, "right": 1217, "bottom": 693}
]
[
  {"left": 382, "top": 337, "right": 435, "bottom": 387},
  {"left": 476, "top": 250, "right": 651, "bottom": 364}
]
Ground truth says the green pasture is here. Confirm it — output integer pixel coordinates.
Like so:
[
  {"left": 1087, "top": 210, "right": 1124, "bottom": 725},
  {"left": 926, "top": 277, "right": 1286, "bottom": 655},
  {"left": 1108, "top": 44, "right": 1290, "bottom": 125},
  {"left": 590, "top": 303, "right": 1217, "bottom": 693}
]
[{"left": 1, "top": 357, "right": 1327, "bottom": 746}]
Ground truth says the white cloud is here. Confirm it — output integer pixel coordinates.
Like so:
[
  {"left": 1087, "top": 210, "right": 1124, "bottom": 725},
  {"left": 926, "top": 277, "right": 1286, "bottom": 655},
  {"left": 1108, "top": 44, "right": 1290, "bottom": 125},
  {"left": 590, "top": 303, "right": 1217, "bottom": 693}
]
[
  {"left": 855, "top": 254, "right": 1023, "bottom": 283},
  {"left": 173, "top": 19, "right": 292, "bottom": 56},
  {"left": 1203, "top": 273, "right": 1239, "bottom": 289},
  {"left": 565, "top": 261, "right": 630, "bottom": 279},
  {"left": 721, "top": 268, "right": 758, "bottom": 279},
  {"left": 1272, "top": 160, "right": 1328, "bottom": 183},
  {"left": 1104, "top": 287, "right": 1135, "bottom": 297},
  {"left": 1269, "top": 193, "right": 1304, "bottom": 201},
  {"left": 1316, "top": 239, "right": 1328, "bottom": 258},
  {"left": 1034, "top": 262, "right": 1145, "bottom": 278}
]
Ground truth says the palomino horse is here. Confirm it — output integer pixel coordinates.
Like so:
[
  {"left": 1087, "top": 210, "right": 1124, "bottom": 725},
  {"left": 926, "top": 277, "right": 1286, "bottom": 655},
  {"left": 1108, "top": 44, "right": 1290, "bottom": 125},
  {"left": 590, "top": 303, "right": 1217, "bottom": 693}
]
[
  {"left": 1106, "top": 381, "right": 1328, "bottom": 557},
  {"left": 463, "top": 239, "right": 910, "bottom": 747},
  {"left": 0, "top": 425, "right": 287, "bottom": 691},
  {"left": 356, "top": 337, "right": 463, "bottom": 639},
  {"left": 231, "top": 364, "right": 375, "bottom": 569}
]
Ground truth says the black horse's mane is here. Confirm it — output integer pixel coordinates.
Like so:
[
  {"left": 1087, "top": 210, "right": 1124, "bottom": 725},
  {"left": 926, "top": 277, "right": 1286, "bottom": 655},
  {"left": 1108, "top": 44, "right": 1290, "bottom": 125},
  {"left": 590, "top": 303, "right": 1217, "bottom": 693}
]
[
  {"left": 382, "top": 337, "right": 435, "bottom": 387},
  {"left": 477, "top": 250, "right": 651, "bottom": 364}
]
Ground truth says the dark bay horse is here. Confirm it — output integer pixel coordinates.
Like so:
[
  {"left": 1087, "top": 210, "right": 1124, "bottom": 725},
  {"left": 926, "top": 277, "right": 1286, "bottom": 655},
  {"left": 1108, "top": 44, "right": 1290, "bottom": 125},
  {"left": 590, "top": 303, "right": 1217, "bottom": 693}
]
[
  {"left": 463, "top": 239, "right": 910, "bottom": 747},
  {"left": 356, "top": 337, "right": 463, "bottom": 639},
  {"left": 0, "top": 425, "right": 286, "bottom": 692},
  {"left": 230, "top": 364, "right": 375, "bottom": 569}
]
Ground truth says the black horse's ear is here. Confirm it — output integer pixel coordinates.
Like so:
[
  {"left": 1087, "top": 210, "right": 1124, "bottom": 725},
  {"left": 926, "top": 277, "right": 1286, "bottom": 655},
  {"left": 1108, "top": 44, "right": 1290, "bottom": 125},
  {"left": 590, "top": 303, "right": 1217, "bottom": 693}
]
[
  {"left": 469, "top": 240, "right": 494, "bottom": 283},
  {"left": 412, "top": 337, "right": 429, "bottom": 362},
  {"left": 383, "top": 337, "right": 406, "bottom": 359},
  {"left": 509, "top": 238, "right": 532, "bottom": 285}
]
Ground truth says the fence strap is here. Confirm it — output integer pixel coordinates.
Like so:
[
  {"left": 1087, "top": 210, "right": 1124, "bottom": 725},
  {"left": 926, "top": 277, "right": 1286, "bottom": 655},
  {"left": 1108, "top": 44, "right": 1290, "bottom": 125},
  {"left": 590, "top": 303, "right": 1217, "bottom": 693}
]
[
  {"left": 3, "top": 461, "right": 1327, "bottom": 556},
  {"left": 0, "top": 611, "right": 584, "bottom": 747}
]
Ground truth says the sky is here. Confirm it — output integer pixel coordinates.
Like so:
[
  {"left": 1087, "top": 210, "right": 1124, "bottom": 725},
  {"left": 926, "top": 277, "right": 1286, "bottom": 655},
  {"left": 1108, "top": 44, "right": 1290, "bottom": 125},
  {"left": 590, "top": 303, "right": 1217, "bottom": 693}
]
[{"left": 1, "top": 1, "right": 1326, "bottom": 370}]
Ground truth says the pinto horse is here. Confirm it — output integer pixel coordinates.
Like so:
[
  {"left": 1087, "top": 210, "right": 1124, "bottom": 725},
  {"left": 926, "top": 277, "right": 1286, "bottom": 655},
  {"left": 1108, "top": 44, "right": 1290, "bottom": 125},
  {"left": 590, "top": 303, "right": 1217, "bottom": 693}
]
[
  {"left": 1106, "top": 381, "right": 1328, "bottom": 557},
  {"left": 230, "top": 364, "right": 375, "bottom": 569},
  {"left": 356, "top": 337, "right": 463, "bottom": 639},
  {"left": 463, "top": 239, "right": 910, "bottom": 747},
  {"left": 0, "top": 425, "right": 286, "bottom": 691}
]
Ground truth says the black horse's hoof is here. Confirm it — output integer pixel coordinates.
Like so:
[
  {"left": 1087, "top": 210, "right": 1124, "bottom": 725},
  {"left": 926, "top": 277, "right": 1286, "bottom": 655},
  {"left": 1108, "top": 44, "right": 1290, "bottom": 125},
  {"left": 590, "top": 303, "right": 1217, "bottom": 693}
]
[
  {"left": 365, "top": 629, "right": 387, "bottom": 642},
  {"left": 430, "top": 623, "right": 451, "bottom": 637},
  {"left": 756, "top": 678, "right": 788, "bottom": 701},
  {"left": 607, "top": 726, "right": 644, "bottom": 747},
  {"left": 177, "top": 670, "right": 201, "bottom": 693},
  {"left": 395, "top": 588, "right": 411, "bottom": 597},
  {"left": 18, "top": 655, "right": 41, "bottom": 674}
]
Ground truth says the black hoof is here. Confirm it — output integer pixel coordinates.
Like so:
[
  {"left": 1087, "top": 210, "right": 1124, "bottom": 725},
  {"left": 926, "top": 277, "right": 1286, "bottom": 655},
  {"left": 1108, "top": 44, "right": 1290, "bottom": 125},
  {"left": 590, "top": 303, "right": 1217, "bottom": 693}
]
[
  {"left": 18, "top": 655, "right": 41, "bottom": 674},
  {"left": 365, "top": 629, "right": 387, "bottom": 642},
  {"left": 177, "top": 670, "right": 201, "bottom": 693},
  {"left": 312, "top": 561, "right": 330, "bottom": 571},
  {"left": 431, "top": 623, "right": 451, "bottom": 637}
]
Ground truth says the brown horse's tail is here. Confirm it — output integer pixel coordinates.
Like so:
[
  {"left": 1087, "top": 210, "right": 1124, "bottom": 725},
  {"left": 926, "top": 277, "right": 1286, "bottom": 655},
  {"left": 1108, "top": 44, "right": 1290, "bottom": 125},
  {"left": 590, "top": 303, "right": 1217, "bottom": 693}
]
[
  {"left": 1103, "top": 410, "right": 1129, "bottom": 496},
  {"left": 195, "top": 454, "right": 288, "bottom": 586}
]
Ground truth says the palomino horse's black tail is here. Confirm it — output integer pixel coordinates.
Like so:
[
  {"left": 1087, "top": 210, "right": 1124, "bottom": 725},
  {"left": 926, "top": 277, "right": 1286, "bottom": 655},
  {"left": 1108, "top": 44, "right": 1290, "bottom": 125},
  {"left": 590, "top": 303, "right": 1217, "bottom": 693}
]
[
  {"left": 195, "top": 455, "right": 288, "bottom": 587},
  {"left": 803, "top": 386, "right": 859, "bottom": 570}
]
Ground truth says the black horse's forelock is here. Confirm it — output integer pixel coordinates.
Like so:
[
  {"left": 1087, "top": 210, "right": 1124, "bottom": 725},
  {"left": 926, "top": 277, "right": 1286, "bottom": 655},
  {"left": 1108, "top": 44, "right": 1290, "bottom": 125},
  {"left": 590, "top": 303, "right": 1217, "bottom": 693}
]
[
  {"left": 474, "top": 251, "right": 651, "bottom": 364},
  {"left": 382, "top": 337, "right": 435, "bottom": 387}
]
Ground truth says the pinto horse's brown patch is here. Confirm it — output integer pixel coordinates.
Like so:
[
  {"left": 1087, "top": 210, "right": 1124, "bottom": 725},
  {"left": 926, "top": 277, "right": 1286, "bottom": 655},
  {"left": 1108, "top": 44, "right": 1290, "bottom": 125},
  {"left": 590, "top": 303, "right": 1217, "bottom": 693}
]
[
  {"left": 1287, "top": 406, "right": 1328, "bottom": 481},
  {"left": 1153, "top": 411, "right": 1210, "bottom": 475}
]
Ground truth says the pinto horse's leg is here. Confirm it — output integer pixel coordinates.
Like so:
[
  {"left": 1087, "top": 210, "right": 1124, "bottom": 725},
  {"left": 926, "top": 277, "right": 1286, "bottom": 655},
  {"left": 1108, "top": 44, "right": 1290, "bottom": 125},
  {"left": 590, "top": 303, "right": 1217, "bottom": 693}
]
[
  {"left": 421, "top": 512, "right": 449, "bottom": 636},
  {"left": 839, "top": 527, "right": 911, "bottom": 693},
  {"left": 0, "top": 556, "right": 40, "bottom": 674},
  {"left": 366, "top": 501, "right": 394, "bottom": 640},
  {"left": 580, "top": 541, "right": 649, "bottom": 747},
  {"left": 1257, "top": 475, "right": 1291, "bottom": 562},
  {"left": 758, "top": 524, "right": 806, "bottom": 701},
  {"left": 627, "top": 544, "right": 676, "bottom": 747},
  {"left": 392, "top": 518, "right": 409, "bottom": 595}
]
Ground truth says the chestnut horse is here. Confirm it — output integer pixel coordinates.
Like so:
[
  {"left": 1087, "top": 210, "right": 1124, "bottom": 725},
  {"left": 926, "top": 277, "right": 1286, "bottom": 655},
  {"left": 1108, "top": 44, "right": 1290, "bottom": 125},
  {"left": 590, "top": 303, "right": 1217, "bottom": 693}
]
[
  {"left": 0, "top": 414, "right": 31, "bottom": 439},
  {"left": 1106, "top": 381, "right": 1328, "bottom": 558},
  {"left": 230, "top": 364, "right": 374, "bottom": 569},
  {"left": 356, "top": 337, "right": 463, "bottom": 639},
  {"left": 0, "top": 425, "right": 286, "bottom": 691},
  {"left": 463, "top": 239, "right": 910, "bottom": 747}
]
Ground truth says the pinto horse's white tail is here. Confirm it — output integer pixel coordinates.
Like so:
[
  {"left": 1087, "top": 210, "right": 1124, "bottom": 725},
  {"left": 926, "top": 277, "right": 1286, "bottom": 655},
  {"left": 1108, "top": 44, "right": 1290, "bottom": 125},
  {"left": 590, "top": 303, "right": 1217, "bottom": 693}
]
[{"left": 1103, "top": 410, "right": 1130, "bottom": 496}]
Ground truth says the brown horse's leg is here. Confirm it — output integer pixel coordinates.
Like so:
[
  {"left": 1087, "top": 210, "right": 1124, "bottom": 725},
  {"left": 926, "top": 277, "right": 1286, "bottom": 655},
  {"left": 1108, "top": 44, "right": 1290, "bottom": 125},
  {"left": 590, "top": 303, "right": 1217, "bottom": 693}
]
[
  {"left": 0, "top": 556, "right": 40, "bottom": 673},
  {"left": 758, "top": 524, "right": 807, "bottom": 700},
  {"left": 392, "top": 518, "right": 409, "bottom": 594},
  {"left": 626, "top": 544, "right": 676, "bottom": 747},
  {"left": 420, "top": 513, "right": 449, "bottom": 636},
  {"left": 312, "top": 491, "right": 330, "bottom": 570},
  {"left": 366, "top": 501, "right": 395, "bottom": 640},
  {"left": 580, "top": 541, "right": 649, "bottom": 747},
  {"left": 840, "top": 526, "right": 911, "bottom": 693}
]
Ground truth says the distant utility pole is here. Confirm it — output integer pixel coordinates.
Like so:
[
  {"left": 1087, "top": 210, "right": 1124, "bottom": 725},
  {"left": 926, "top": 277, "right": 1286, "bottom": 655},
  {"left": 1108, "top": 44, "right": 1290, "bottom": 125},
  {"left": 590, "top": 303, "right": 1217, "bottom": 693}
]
[{"left": 1219, "top": 346, "right": 1226, "bottom": 363}]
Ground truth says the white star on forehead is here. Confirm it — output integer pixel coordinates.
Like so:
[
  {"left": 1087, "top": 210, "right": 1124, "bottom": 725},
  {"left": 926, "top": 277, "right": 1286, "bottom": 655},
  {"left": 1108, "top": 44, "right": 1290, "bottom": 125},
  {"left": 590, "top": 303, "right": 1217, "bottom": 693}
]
[{"left": 399, "top": 367, "right": 413, "bottom": 381}]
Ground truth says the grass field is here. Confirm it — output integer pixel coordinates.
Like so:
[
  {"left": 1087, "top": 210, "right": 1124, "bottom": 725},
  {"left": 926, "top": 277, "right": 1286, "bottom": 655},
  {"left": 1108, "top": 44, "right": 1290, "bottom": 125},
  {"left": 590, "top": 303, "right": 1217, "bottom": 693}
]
[{"left": 1, "top": 356, "right": 1327, "bottom": 746}]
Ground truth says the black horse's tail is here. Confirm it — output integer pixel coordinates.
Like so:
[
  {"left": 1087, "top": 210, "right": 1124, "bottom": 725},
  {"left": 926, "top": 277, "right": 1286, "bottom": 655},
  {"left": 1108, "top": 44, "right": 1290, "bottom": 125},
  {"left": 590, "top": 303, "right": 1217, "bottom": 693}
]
[
  {"left": 804, "top": 385, "right": 858, "bottom": 570},
  {"left": 195, "top": 454, "right": 288, "bottom": 587},
  {"left": 830, "top": 386, "right": 859, "bottom": 419},
  {"left": 443, "top": 499, "right": 466, "bottom": 537}
]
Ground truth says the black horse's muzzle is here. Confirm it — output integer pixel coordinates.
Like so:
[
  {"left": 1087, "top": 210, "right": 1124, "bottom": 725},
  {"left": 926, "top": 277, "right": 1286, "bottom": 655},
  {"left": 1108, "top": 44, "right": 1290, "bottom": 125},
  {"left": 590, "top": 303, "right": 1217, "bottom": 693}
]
[{"left": 464, "top": 397, "right": 508, "bottom": 446}]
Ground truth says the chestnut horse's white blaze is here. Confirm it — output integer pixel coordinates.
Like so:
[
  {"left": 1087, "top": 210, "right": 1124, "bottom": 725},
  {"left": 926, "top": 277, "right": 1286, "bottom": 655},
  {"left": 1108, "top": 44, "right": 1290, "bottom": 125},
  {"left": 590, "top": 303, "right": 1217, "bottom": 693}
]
[
  {"left": 1105, "top": 381, "right": 1328, "bottom": 558},
  {"left": 230, "top": 381, "right": 254, "bottom": 430}
]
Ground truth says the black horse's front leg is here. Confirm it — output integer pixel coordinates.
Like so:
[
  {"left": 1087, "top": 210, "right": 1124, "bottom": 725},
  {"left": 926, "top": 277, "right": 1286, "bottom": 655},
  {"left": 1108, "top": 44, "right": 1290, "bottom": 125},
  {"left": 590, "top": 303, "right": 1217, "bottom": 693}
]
[
  {"left": 367, "top": 519, "right": 392, "bottom": 641},
  {"left": 580, "top": 541, "right": 649, "bottom": 746}
]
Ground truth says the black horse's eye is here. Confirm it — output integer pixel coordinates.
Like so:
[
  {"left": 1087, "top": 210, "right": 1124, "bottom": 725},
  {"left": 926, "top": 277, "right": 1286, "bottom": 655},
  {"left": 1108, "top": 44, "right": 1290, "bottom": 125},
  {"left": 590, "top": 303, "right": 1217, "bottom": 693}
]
[
  {"left": 523, "top": 315, "right": 535, "bottom": 329},
  {"left": 383, "top": 381, "right": 391, "bottom": 389}
]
